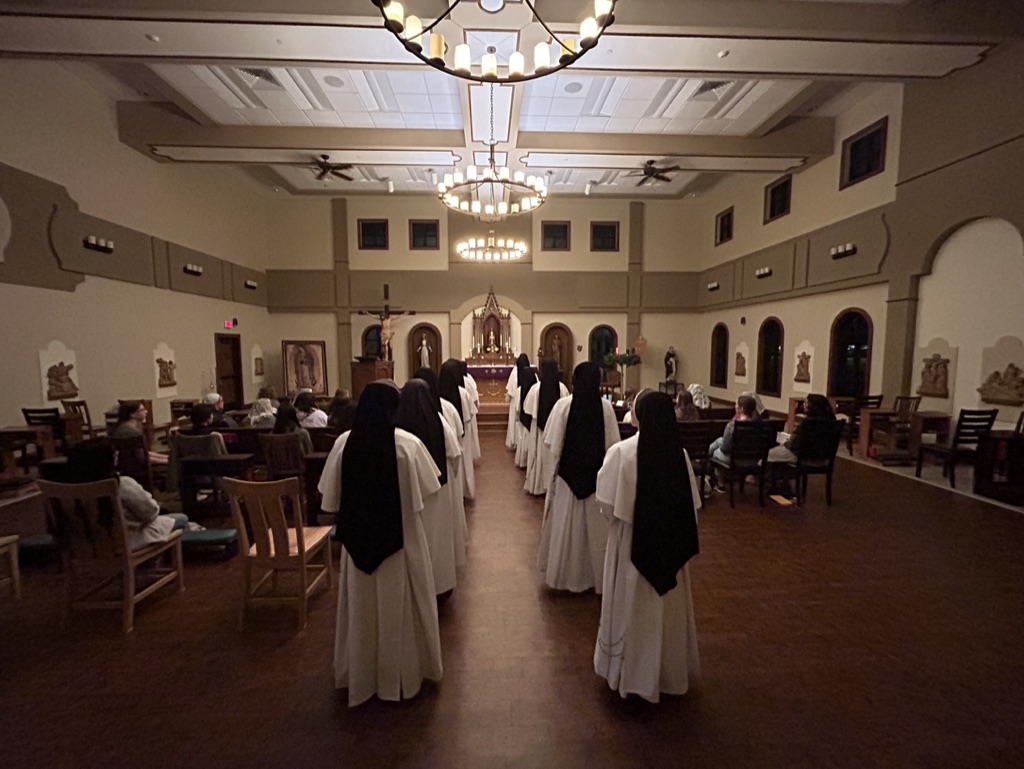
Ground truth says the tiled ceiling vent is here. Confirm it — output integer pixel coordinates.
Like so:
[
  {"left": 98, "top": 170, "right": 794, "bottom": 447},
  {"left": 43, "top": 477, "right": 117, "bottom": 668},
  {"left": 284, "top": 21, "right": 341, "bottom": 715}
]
[
  {"left": 236, "top": 67, "right": 282, "bottom": 89},
  {"left": 693, "top": 80, "right": 734, "bottom": 101}
]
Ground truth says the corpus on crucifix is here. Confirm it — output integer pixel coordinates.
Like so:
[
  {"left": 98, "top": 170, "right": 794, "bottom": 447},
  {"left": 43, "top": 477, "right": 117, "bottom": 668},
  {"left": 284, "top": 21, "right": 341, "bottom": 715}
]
[{"left": 358, "top": 283, "right": 416, "bottom": 361}]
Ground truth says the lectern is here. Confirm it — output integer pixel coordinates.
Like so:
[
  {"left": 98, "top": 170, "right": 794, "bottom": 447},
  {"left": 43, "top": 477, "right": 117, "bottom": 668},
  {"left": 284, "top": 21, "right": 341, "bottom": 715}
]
[{"left": 351, "top": 358, "right": 394, "bottom": 399}]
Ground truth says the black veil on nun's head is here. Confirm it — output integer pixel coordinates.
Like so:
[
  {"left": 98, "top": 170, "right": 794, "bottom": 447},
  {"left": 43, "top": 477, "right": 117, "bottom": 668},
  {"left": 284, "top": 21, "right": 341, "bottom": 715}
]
[
  {"left": 558, "top": 361, "right": 606, "bottom": 500},
  {"left": 516, "top": 353, "right": 537, "bottom": 430},
  {"left": 438, "top": 359, "right": 465, "bottom": 427},
  {"left": 414, "top": 367, "right": 443, "bottom": 414},
  {"left": 395, "top": 378, "right": 447, "bottom": 487},
  {"left": 536, "top": 358, "right": 561, "bottom": 431},
  {"left": 632, "top": 391, "right": 700, "bottom": 596},
  {"left": 338, "top": 381, "right": 403, "bottom": 574}
]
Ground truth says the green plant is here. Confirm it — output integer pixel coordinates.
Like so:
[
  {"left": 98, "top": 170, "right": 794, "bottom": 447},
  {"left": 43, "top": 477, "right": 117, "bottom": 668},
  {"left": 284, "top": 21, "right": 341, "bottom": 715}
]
[{"left": 603, "top": 352, "right": 641, "bottom": 369}]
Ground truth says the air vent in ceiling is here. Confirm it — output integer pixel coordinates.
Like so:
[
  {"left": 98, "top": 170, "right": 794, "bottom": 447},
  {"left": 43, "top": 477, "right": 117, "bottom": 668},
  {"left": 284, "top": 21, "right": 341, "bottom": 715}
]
[
  {"left": 693, "top": 80, "right": 734, "bottom": 101},
  {"left": 235, "top": 67, "right": 282, "bottom": 89}
]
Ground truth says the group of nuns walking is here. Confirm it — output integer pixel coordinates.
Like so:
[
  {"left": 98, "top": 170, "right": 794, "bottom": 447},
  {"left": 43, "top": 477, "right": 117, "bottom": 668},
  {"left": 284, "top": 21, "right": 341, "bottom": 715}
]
[
  {"left": 507, "top": 356, "right": 702, "bottom": 702},
  {"left": 318, "top": 352, "right": 700, "bottom": 707}
]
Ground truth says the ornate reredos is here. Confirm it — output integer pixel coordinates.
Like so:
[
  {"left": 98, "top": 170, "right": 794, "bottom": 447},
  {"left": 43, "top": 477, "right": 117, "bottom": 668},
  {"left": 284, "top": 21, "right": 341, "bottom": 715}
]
[{"left": 474, "top": 286, "right": 511, "bottom": 324}]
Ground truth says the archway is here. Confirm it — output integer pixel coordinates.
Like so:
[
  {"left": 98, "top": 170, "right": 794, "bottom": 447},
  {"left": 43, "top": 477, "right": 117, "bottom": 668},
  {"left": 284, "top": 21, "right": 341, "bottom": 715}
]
[
  {"left": 408, "top": 322, "right": 442, "bottom": 375},
  {"left": 710, "top": 323, "right": 729, "bottom": 388},
  {"left": 828, "top": 309, "right": 873, "bottom": 397},
  {"left": 361, "top": 324, "right": 382, "bottom": 359},
  {"left": 540, "top": 323, "right": 573, "bottom": 385},
  {"left": 589, "top": 325, "right": 617, "bottom": 365},
  {"left": 757, "top": 317, "right": 784, "bottom": 397}
]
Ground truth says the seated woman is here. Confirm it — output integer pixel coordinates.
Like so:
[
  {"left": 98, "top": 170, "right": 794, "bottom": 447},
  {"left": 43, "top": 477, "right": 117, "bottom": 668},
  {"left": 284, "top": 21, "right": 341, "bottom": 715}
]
[
  {"left": 687, "top": 383, "right": 711, "bottom": 410},
  {"left": 257, "top": 385, "right": 280, "bottom": 409},
  {"left": 272, "top": 402, "right": 313, "bottom": 455},
  {"left": 594, "top": 392, "right": 701, "bottom": 702},
  {"left": 246, "top": 397, "right": 276, "bottom": 429},
  {"left": 675, "top": 391, "right": 701, "bottom": 422},
  {"left": 740, "top": 391, "right": 768, "bottom": 421},
  {"left": 621, "top": 388, "right": 655, "bottom": 426},
  {"left": 65, "top": 438, "right": 190, "bottom": 550},
  {"left": 202, "top": 392, "right": 237, "bottom": 429},
  {"left": 294, "top": 391, "right": 328, "bottom": 428},
  {"left": 111, "top": 400, "right": 168, "bottom": 466},
  {"left": 767, "top": 394, "right": 836, "bottom": 494},
  {"left": 707, "top": 395, "right": 758, "bottom": 490},
  {"left": 327, "top": 389, "right": 356, "bottom": 433},
  {"left": 523, "top": 358, "right": 569, "bottom": 496},
  {"left": 318, "top": 381, "right": 444, "bottom": 707}
]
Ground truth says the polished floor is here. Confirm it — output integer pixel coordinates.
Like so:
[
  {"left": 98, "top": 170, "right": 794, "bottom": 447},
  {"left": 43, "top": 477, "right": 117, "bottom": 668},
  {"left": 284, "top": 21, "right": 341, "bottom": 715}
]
[{"left": 3, "top": 433, "right": 1024, "bottom": 768}]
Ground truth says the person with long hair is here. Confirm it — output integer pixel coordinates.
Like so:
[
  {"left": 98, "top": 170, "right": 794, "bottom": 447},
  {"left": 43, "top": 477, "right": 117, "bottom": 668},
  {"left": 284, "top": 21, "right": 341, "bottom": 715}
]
[
  {"left": 294, "top": 391, "right": 328, "bottom": 428},
  {"left": 317, "top": 381, "right": 443, "bottom": 707},
  {"left": 594, "top": 392, "right": 702, "bottom": 702},
  {"left": 439, "top": 359, "right": 477, "bottom": 501},
  {"left": 536, "top": 362, "right": 621, "bottom": 592},
  {"left": 767, "top": 393, "right": 836, "bottom": 495},
  {"left": 523, "top": 358, "right": 570, "bottom": 495},
  {"left": 272, "top": 402, "right": 313, "bottom": 455},
  {"left": 395, "top": 379, "right": 463, "bottom": 596},
  {"left": 326, "top": 388, "right": 356, "bottom": 433},
  {"left": 514, "top": 354, "right": 537, "bottom": 469}
]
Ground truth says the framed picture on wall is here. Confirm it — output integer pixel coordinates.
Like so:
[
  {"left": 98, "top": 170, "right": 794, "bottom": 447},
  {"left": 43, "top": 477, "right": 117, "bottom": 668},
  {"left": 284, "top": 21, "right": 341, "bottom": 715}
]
[{"left": 282, "top": 340, "right": 329, "bottom": 397}]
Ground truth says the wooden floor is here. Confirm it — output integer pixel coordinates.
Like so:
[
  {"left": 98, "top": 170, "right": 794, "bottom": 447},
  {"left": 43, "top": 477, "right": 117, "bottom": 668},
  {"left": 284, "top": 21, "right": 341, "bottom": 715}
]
[{"left": 4, "top": 432, "right": 1024, "bottom": 768}]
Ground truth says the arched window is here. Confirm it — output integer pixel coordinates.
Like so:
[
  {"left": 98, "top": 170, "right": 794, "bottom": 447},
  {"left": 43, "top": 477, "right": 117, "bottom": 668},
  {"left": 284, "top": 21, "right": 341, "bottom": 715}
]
[
  {"left": 589, "top": 325, "right": 617, "bottom": 366},
  {"left": 361, "top": 325, "right": 382, "bottom": 359},
  {"left": 710, "top": 323, "right": 729, "bottom": 387},
  {"left": 828, "top": 309, "right": 873, "bottom": 397},
  {"left": 757, "top": 318, "right": 784, "bottom": 397}
]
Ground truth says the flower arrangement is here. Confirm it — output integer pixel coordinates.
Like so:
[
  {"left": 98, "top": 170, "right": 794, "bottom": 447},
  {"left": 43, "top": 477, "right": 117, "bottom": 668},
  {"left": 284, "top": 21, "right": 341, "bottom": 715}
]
[{"left": 603, "top": 352, "right": 641, "bottom": 369}]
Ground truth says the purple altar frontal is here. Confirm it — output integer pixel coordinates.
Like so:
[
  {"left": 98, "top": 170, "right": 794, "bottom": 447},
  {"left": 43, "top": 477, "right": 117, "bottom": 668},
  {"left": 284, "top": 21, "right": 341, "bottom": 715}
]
[{"left": 467, "top": 365, "right": 513, "bottom": 379}]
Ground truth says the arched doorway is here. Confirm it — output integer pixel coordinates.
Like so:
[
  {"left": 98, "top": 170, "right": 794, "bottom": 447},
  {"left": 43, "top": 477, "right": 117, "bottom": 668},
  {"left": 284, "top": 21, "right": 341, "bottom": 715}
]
[
  {"left": 408, "top": 322, "right": 442, "bottom": 375},
  {"left": 589, "top": 325, "right": 617, "bottom": 365},
  {"left": 710, "top": 323, "right": 729, "bottom": 388},
  {"left": 828, "top": 309, "right": 873, "bottom": 397},
  {"left": 540, "top": 323, "right": 573, "bottom": 385},
  {"left": 757, "top": 317, "right": 784, "bottom": 397},
  {"left": 361, "top": 324, "right": 382, "bottom": 359}
]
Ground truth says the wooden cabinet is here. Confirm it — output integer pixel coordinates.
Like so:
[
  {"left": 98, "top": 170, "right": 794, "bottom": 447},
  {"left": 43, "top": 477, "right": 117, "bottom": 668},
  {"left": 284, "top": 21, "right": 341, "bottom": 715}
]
[{"left": 351, "top": 359, "right": 394, "bottom": 399}]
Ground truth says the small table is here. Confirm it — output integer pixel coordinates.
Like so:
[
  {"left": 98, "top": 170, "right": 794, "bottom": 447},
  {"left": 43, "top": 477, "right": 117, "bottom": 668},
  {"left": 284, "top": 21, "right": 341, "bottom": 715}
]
[
  {"left": 858, "top": 408, "right": 896, "bottom": 457},
  {"left": 974, "top": 430, "right": 1024, "bottom": 506},
  {"left": 1, "top": 426, "right": 56, "bottom": 471},
  {"left": 303, "top": 452, "right": 330, "bottom": 526},
  {"left": 906, "top": 411, "right": 952, "bottom": 457}
]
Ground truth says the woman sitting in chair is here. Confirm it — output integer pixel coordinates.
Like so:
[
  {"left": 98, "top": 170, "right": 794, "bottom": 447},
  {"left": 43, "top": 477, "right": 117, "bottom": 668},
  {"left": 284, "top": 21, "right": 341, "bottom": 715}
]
[
  {"left": 111, "top": 400, "right": 168, "bottom": 466},
  {"left": 767, "top": 394, "right": 836, "bottom": 495},
  {"left": 246, "top": 398, "right": 277, "bottom": 429},
  {"left": 271, "top": 402, "right": 313, "bottom": 455},
  {"left": 64, "top": 438, "right": 189, "bottom": 550}
]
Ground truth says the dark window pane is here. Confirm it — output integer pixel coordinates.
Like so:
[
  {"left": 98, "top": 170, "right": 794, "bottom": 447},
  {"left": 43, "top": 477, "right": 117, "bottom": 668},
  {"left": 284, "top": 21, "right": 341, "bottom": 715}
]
[
  {"left": 757, "top": 319, "right": 784, "bottom": 396},
  {"left": 711, "top": 324, "right": 729, "bottom": 387},
  {"left": 542, "top": 222, "right": 570, "bottom": 250},
  {"left": 766, "top": 177, "right": 791, "bottom": 221},
  {"left": 591, "top": 222, "right": 619, "bottom": 251},
  {"left": 359, "top": 220, "right": 388, "bottom": 249},
  {"left": 716, "top": 209, "right": 734, "bottom": 245},
  {"left": 410, "top": 221, "right": 438, "bottom": 249}
]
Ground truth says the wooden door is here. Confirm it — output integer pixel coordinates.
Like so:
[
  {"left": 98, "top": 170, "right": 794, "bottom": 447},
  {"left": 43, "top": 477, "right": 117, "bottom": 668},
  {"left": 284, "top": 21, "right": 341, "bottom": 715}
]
[
  {"left": 214, "top": 334, "right": 244, "bottom": 409},
  {"left": 540, "top": 323, "right": 573, "bottom": 386}
]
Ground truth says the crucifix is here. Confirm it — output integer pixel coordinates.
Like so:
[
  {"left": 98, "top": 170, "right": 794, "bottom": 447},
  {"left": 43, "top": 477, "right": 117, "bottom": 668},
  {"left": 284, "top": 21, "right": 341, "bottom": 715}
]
[{"left": 358, "top": 283, "right": 416, "bottom": 361}]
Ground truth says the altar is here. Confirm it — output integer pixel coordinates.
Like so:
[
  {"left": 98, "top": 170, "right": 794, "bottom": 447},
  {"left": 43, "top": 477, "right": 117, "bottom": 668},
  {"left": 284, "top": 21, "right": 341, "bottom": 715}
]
[{"left": 467, "top": 365, "right": 515, "bottom": 406}]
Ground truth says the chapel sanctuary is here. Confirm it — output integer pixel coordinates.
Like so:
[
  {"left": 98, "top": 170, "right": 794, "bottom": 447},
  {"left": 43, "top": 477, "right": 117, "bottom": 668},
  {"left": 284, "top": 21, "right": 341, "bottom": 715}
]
[{"left": 1, "top": 0, "right": 1024, "bottom": 765}]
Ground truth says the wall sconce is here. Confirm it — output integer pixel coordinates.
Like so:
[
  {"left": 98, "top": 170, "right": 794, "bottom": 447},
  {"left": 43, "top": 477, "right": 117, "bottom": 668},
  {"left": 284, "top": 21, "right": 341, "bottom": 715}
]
[
  {"left": 83, "top": 235, "right": 114, "bottom": 254},
  {"left": 706, "top": 281, "right": 720, "bottom": 292},
  {"left": 243, "top": 279, "right": 258, "bottom": 290},
  {"left": 183, "top": 263, "right": 204, "bottom": 276},
  {"left": 830, "top": 242, "right": 858, "bottom": 259},
  {"left": 755, "top": 267, "right": 773, "bottom": 279}
]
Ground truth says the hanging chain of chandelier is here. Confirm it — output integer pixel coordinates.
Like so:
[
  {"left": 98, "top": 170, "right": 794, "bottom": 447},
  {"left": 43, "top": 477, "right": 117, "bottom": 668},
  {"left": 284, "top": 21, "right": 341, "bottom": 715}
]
[
  {"left": 370, "top": 0, "right": 617, "bottom": 84},
  {"left": 439, "top": 83, "right": 548, "bottom": 220},
  {"left": 456, "top": 230, "right": 528, "bottom": 262}
]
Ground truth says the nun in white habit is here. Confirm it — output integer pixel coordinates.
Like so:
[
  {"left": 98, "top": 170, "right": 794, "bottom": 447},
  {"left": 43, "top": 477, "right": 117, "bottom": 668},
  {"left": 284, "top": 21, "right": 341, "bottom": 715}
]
[
  {"left": 461, "top": 361, "right": 482, "bottom": 463},
  {"left": 537, "top": 361, "right": 620, "bottom": 593},
  {"left": 523, "top": 358, "right": 569, "bottom": 496},
  {"left": 504, "top": 357, "right": 523, "bottom": 450},
  {"left": 440, "top": 359, "right": 477, "bottom": 501},
  {"left": 318, "top": 381, "right": 443, "bottom": 707},
  {"left": 514, "top": 354, "right": 537, "bottom": 469},
  {"left": 594, "top": 391, "right": 702, "bottom": 703}
]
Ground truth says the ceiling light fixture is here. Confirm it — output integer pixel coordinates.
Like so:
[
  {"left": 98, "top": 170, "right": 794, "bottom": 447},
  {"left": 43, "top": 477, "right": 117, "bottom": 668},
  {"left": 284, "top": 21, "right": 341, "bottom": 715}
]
[
  {"left": 456, "top": 230, "right": 528, "bottom": 262},
  {"left": 370, "top": 0, "right": 617, "bottom": 84},
  {"left": 439, "top": 84, "right": 547, "bottom": 220}
]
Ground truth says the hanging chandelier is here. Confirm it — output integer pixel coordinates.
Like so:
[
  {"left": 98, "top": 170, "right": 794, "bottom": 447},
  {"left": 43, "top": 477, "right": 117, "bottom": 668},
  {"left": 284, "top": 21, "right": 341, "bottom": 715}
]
[
  {"left": 456, "top": 231, "right": 528, "bottom": 262},
  {"left": 439, "top": 84, "right": 547, "bottom": 220},
  {"left": 370, "top": 0, "right": 617, "bottom": 84}
]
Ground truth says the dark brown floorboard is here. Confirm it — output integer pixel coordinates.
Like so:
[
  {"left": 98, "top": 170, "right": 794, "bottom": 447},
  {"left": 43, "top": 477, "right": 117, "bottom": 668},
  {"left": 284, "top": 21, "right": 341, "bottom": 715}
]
[{"left": 3, "top": 432, "right": 1024, "bottom": 768}]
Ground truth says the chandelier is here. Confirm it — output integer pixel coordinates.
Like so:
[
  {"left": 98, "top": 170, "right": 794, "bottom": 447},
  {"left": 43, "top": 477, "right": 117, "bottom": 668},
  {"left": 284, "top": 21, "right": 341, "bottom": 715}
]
[
  {"left": 439, "top": 84, "right": 547, "bottom": 220},
  {"left": 456, "top": 231, "right": 528, "bottom": 262},
  {"left": 371, "top": 0, "right": 618, "bottom": 84}
]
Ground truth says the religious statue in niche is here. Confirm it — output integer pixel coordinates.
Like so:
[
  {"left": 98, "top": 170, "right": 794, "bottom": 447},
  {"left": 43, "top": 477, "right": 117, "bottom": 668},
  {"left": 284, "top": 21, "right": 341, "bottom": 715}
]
[
  {"left": 418, "top": 334, "right": 432, "bottom": 368},
  {"left": 156, "top": 357, "right": 177, "bottom": 388},
  {"left": 664, "top": 347, "right": 679, "bottom": 382},
  {"left": 977, "top": 362, "right": 1024, "bottom": 406},
  {"left": 794, "top": 352, "right": 812, "bottom": 383},
  {"left": 254, "top": 357, "right": 265, "bottom": 377},
  {"left": 735, "top": 352, "right": 747, "bottom": 378},
  {"left": 46, "top": 361, "right": 78, "bottom": 401},
  {"left": 487, "top": 330, "right": 498, "bottom": 354},
  {"left": 917, "top": 352, "right": 949, "bottom": 398}
]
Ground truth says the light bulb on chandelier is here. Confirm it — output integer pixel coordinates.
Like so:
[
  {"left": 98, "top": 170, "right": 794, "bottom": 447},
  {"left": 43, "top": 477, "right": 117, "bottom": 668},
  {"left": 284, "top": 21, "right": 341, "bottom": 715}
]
[
  {"left": 370, "top": 0, "right": 617, "bottom": 84},
  {"left": 455, "top": 231, "right": 528, "bottom": 262}
]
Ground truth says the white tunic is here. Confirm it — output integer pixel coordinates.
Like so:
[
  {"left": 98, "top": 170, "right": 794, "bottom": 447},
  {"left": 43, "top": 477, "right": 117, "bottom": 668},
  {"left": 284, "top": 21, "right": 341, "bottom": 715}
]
[
  {"left": 504, "top": 368, "right": 518, "bottom": 449},
  {"left": 456, "top": 386, "right": 478, "bottom": 501},
  {"left": 463, "top": 374, "right": 481, "bottom": 463},
  {"left": 593, "top": 434, "right": 702, "bottom": 703},
  {"left": 536, "top": 397, "right": 620, "bottom": 593},
  {"left": 522, "top": 381, "right": 569, "bottom": 495},
  {"left": 420, "top": 418, "right": 464, "bottom": 595},
  {"left": 318, "top": 428, "right": 444, "bottom": 707},
  {"left": 118, "top": 475, "right": 177, "bottom": 551},
  {"left": 438, "top": 400, "right": 469, "bottom": 564}
]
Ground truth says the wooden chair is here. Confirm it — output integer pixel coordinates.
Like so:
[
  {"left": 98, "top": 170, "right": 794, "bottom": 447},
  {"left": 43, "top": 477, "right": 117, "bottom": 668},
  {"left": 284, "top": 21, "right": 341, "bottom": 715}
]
[
  {"left": 258, "top": 433, "right": 305, "bottom": 481},
  {"left": 0, "top": 535, "right": 21, "bottom": 601},
  {"left": 61, "top": 400, "right": 102, "bottom": 440},
  {"left": 1014, "top": 411, "right": 1024, "bottom": 437},
  {"left": 22, "top": 407, "right": 68, "bottom": 452},
  {"left": 710, "top": 422, "right": 778, "bottom": 508},
  {"left": 916, "top": 409, "right": 998, "bottom": 489},
  {"left": 167, "top": 433, "right": 228, "bottom": 517},
  {"left": 222, "top": 477, "right": 333, "bottom": 629},
  {"left": 36, "top": 478, "right": 184, "bottom": 633},
  {"left": 677, "top": 421, "right": 714, "bottom": 505},
  {"left": 109, "top": 433, "right": 155, "bottom": 491},
  {"left": 872, "top": 396, "right": 922, "bottom": 452},
  {"left": 309, "top": 429, "right": 341, "bottom": 453},
  {"left": 786, "top": 420, "right": 844, "bottom": 506},
  {"left": 845, "top": 394, "right": 884, "bottom": 455}
]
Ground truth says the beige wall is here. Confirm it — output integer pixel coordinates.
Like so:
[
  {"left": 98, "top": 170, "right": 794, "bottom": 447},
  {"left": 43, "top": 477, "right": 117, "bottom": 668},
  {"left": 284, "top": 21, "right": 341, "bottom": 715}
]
[
  {"left": 349, "top": 311, "right": 451, "bottom": 385},
  {"left": 915, "top": 218, "right": 1024, "bottom": 427},
  {"left": 531, "top": 312, "right": 629, "bottom": 372},
  {"left": 531, "top": 199, "right": 630, "bottom": 273},
  {"left": 0, "top": 60, "right": 274, "bottom": 271},
  {"left": 346, "top": 196, "right": 449, "bottom": 271},
  {"left": 266, "top": 197, "right": 334, "bottom": 270}
]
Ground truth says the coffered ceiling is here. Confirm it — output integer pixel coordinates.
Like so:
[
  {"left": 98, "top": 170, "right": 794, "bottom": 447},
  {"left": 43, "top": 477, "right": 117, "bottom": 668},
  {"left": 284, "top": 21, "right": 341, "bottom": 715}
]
[{"left": 0, "top": 0, "right": 1010, "bottom": 199}]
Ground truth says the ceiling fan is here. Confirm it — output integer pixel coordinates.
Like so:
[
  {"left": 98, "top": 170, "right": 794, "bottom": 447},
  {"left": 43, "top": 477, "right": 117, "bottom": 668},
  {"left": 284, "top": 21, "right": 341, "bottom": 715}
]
[
  {"left": 311, "top": 154, "right": 353, "bottom": 181},
  {"left": 627, "top": 159, "right": 682, "bottom": 187}
]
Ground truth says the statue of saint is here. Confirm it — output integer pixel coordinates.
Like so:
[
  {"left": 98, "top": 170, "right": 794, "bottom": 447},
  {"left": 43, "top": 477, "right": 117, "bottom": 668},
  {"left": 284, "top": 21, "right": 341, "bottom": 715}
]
[
  {"left": 46, "top": 361, "right": 78, "bottom": 400},
  {"left": 664, "top": 347, "right": 679, "bottom": 382},
  {"left": 156, "top": 357, "right": 177, "bottom": 388},
  {"left": 551, "top": 334, "right": 562, "bottom": 368},
  {"left": 418, "top": 334, "right": 432, "bottom": 368},
  {"left": 795, "top": 351, "right": 811, "bottom": 383},
  {"left": 487, "top": 329, "right": 497, "bottom": 353},
  {"left": 735, "top": 352, "right": 747, "bottom": 378}
]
